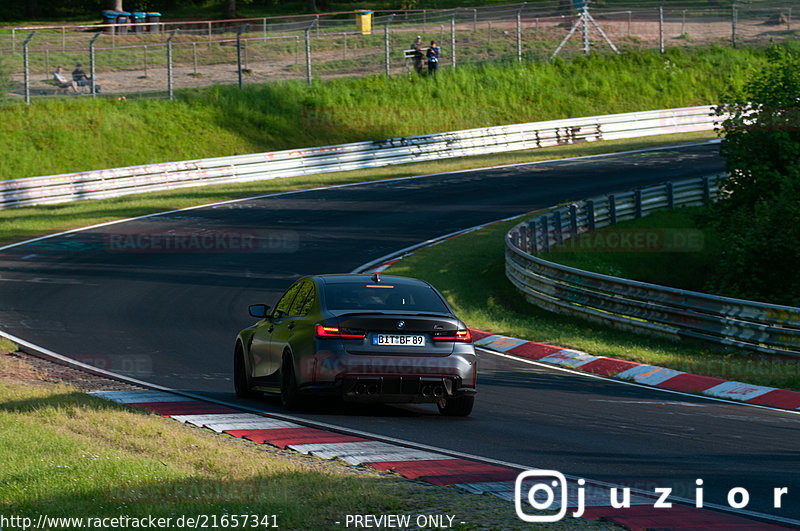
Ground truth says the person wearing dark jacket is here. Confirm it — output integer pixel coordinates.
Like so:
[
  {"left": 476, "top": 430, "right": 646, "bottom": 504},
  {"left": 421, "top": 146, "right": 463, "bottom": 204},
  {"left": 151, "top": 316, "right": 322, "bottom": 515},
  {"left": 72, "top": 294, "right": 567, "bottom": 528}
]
[
  {"left": 411, "top": 36, "right": 424, "bottom": 75},
  {"left": 426, "top": 41, "right": 440, "bottom": 77},
  {"left": 72, "top": 64, "right": 100, "bottom": 93}
]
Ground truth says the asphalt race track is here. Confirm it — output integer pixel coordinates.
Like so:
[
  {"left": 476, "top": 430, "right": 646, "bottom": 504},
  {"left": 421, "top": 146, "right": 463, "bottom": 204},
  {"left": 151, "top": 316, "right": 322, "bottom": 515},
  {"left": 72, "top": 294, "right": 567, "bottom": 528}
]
[{"left": 3, "top": 142, "right": 799, "bottom": 524}]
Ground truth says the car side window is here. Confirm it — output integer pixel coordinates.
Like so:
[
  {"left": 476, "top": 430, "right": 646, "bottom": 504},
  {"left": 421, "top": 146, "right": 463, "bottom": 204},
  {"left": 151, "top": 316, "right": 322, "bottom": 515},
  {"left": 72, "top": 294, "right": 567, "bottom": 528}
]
[
  {"left": 273, "top": 281, "right": 304, "bottom": 318},
  {"left": 289, "top": 281, "right": 315, "bottom": 317}
]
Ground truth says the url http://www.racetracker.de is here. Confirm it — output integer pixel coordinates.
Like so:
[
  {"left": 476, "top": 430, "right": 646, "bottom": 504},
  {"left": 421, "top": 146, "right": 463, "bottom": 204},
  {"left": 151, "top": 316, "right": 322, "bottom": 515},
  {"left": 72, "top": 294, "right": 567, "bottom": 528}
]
[{"left": 0, "top": 514, "right": 279, "bottom": 530}]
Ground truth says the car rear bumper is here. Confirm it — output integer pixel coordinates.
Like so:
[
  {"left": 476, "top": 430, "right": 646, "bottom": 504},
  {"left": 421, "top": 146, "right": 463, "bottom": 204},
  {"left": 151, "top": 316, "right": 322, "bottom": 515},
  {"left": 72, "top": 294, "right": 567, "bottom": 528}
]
[{"left": 300, "top": 375, "right": 475, "bottom": 403}]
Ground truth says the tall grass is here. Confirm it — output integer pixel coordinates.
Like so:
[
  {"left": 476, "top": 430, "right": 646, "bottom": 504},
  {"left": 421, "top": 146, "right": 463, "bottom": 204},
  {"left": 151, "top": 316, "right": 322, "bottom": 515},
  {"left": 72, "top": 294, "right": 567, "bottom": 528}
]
[{"left": 1, "top": 45, "right": 771, "bottom": 179}]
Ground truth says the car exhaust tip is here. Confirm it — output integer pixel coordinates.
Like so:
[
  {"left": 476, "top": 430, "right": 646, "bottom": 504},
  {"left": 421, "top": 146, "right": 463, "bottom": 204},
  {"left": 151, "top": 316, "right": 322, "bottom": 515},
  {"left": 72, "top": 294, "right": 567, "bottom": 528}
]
[
  {"left": 367, "top": 384, "right": 379, "bottom": 395},
  {"left": 433, "top": 385, "right": 445, "bottom": 398},
  {"left": 421, "top": 385, "right": 433, "bottom": 397},
  {"left": 355, "top": 383, "right": 367, "bottom": 395}
]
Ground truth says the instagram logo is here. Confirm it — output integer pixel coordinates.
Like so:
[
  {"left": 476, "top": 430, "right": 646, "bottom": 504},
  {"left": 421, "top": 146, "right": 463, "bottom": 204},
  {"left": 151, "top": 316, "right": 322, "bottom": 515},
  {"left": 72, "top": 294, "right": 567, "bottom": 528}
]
[{"left": 514, "top": 470, "right": 568, "bottom": 522}]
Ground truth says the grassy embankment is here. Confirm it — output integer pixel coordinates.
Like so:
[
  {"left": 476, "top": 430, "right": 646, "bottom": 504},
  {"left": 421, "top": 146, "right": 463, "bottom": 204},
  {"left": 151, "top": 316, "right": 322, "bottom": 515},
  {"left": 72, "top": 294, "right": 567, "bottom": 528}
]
[
  {"left": 0, "top": 45, "right": 767, "bottom": 246},
  {"left": 4, "top": 346, "right": 592, "bottom": 530},
  {"left": 385, "top": 217, "right": 800, "bottom": 392},
  {"left": 543, "top": 207, "right": 721, "bottom": 293},
  {"left": 1, "top": 45, "right": 759, "bottom": 179}
]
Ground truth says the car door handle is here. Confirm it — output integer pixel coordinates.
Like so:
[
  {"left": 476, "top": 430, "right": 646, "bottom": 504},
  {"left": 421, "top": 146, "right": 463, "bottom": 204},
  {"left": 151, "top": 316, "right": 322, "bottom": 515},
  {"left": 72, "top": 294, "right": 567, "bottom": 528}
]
[
  {"left": 287, "top": 322, "right": 295, "bottom": 330},
  {"left": 267, "top": 325, "right": 274, "bottom": 333}
]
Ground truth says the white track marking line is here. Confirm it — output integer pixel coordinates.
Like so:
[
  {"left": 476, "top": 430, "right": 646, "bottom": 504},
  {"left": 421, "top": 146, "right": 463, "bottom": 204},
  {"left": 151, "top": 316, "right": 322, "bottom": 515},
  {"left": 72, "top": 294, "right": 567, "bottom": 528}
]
[{"left": 478, "top": 347, "right": 800, "bottom": 417}]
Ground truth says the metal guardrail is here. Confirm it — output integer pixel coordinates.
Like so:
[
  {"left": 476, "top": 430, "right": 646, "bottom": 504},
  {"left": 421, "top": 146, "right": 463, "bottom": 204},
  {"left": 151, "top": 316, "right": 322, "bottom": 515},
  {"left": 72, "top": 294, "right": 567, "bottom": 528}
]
[
  {"left": 0, "top": 105, "right": 715, "bottom": 209},
  {"left": 505, "top": 176, "right": 800, "bottom": 356}
]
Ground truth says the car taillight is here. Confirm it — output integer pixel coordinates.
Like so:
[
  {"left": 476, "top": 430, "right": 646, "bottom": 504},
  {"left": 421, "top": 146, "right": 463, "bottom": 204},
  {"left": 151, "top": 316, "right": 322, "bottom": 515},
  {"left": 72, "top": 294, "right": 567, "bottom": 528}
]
[
  {"left": 433, "top": 329, "right": 472, "bottom": 343},
  {"left": 315, "top": 324, "right": 365, "bottom": 339}
]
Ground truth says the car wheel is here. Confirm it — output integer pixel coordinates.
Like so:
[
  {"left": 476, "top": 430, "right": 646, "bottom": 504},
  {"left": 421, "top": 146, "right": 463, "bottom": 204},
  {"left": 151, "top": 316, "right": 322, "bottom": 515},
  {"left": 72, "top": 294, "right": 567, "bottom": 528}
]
[
  {"left": 280, "top": 352, "right": 302, "bottom": 410},
  {"left": 234, "top": 343, "right": 257, "bottom": 398},
  {"left": 437, "top": 395, "right": 474, "bottom": 416}
]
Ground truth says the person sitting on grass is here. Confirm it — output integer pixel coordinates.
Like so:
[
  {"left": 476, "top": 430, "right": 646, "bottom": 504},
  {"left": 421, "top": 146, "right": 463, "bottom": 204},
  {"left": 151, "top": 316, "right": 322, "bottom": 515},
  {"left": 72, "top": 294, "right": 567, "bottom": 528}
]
[
  {"left": 53, "top": 67, "right": 78, "bottom": 93},
  {"left": 72, "top": 64, "right": 100, "bottom": 93}
]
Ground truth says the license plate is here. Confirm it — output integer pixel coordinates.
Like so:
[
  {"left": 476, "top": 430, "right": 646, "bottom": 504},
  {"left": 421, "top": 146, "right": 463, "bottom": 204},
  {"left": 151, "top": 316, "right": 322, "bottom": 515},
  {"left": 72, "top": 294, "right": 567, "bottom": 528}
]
[{"left": 373, "top": 334, "right": 426, "bottom": 347}]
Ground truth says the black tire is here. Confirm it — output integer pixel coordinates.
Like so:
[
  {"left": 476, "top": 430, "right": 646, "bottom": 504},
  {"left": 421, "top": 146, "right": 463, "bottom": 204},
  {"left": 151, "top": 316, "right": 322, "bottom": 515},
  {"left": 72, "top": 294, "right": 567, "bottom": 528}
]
[
  {"left": 233, "top": 343, "right": 257, "bottom": 398},
  {"left": 280, "top": 352, "right": 302, "bottom": 410},
  {"left": 437, "top": 395, "right": 474, "bottom": 417}
]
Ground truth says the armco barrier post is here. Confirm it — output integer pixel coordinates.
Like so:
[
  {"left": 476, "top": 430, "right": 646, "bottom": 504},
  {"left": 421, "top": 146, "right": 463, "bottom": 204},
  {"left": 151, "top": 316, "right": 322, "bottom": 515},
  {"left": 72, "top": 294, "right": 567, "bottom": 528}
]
[
  {"left": 89, "top": 32, "right": 100, "bottom": 99},
  {"left": 23, "top": 32, "right": 35, "bottom": 105},
  {"left": 384, "top": 14, "right": 395, "bottom": 78},
  {"left": 608, "top": 194, "right": 616, "bottom": 225},
  {"left": 541, "top": 216, "right": 550, "bottom": 253},
  {"left": 586, "top": 200, "right": 595, "bottom": 230},
  {"left": 634, "top": 189, "right": 642, "bottom": 218},
  {"left": 553, "top": 210, "right": 563, "bottom": 246},
  {"left": 569, "top": 204, "right": 578, "bottom": 240},
  {"left": 527, "top": 220, "right": 538, "bottom": 254},
  {"left": 667, "top": 182, "right": 675, "bottom": 210}
]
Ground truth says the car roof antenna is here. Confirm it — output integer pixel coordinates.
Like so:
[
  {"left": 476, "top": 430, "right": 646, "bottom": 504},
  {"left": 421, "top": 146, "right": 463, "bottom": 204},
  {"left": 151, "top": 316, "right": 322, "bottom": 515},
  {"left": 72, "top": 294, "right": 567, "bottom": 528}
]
[{"left": 371, "top": 271, "right": 381, "bottom": 283}]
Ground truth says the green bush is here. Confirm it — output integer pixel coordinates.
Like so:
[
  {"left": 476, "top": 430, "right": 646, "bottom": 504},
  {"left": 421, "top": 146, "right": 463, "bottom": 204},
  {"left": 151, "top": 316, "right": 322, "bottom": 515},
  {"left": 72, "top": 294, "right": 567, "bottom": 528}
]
[
  {"left": 707, "top": 44, "right": 800, "bottom": 305},
  {"left": 0, "top": 57, "right": 9, "bottom": 101}
]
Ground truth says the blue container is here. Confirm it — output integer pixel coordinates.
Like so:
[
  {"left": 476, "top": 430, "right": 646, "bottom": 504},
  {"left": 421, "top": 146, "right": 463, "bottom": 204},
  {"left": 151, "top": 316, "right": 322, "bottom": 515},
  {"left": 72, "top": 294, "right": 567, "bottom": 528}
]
[
  {"left": 132, "top": 12, "right": 146, "bottom": 33},
  {"left": 116, "top": 11, "right": 131, "bottom": 35},
  {"left": 102, "top": 10, "right": 119, "bottom": 33},
  {"left": 146, "top": 12, "right": 162, "bottom": 34}
]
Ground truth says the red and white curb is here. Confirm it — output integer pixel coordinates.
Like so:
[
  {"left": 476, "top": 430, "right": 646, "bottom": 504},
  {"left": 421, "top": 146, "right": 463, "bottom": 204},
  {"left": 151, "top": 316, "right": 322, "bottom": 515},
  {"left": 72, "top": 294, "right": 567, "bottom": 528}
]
[
  {"left": 472, "top": 331, "right": 800, "bottom": 411},
  {"left": 88, "top": 389, "right": 789, "bottom": 530}
]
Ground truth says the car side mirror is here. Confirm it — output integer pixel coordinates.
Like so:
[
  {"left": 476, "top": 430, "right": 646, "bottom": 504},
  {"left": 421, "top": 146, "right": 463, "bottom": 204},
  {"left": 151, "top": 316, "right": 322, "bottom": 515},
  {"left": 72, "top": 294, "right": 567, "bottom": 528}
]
[{"left": 248, "top": 304, "right": 269, "bottom": 319}]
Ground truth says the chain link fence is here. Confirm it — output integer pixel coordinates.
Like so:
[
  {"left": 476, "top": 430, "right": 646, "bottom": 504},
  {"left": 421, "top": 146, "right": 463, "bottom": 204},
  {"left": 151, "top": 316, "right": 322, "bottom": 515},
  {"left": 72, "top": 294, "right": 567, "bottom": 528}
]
[{"left": 1, "top": 0, "right": 798, "bottom": 102}]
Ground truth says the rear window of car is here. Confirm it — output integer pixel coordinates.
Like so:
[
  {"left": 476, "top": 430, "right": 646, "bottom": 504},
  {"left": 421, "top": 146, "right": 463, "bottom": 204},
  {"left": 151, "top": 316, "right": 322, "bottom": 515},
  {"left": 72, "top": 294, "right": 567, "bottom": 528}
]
[{"left": 323, "top": 282, "right": 450, "bottom": 313}]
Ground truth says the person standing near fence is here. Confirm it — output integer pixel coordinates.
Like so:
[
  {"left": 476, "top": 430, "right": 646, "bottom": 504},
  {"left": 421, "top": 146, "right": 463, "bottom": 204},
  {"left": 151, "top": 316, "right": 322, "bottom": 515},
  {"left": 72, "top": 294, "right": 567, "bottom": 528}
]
[
  {"left": 411, "top": 36, "right": 425, "bottom": 75},
  {"left": 426, "top": 40, "right": 440, "bottom": 77}
]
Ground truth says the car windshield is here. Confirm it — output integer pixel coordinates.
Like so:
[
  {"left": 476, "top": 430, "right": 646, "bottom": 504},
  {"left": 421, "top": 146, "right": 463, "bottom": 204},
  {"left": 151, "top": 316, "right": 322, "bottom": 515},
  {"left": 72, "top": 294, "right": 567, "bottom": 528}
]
[{"left": 323, "top": 282, "right": 450, "bottom": 313}]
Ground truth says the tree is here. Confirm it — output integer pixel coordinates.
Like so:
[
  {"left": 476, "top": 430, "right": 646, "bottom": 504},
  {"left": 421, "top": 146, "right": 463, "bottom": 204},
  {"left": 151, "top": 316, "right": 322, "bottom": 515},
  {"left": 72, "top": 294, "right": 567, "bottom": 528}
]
[
  {"left": 108, "top": 0, "right": 123, "bottom": 11},
  {"left": 223, "top": 0, "right": 236, "bottom": 19},
  {"left": 708, "top": 45, "right": 800, "bottom": 305}
]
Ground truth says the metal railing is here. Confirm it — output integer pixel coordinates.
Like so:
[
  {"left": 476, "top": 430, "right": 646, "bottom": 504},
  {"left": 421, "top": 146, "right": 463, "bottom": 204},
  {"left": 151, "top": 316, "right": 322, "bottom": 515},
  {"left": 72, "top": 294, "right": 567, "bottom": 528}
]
[
  {"left": 505, "top": 176, "right": 800, "bottom": 356},
  {"left": 0, "top": 105, "right": 716, "bottom": 209}
]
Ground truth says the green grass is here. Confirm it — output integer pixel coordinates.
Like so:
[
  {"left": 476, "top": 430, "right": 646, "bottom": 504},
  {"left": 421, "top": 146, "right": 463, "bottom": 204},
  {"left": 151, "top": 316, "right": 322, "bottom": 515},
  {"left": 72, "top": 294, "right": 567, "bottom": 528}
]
[
  {"left": 0, "top": 131, "right": 713, "bottom": 247},
  {"left": 0, "top": 354, "right": 616, "bottom": 530},
  {"left": 0, "top": 44, "right": 771, "bottom": 180},
  {"left": 542, "top": 207, "right": 721, "bottom": 293},
  {"left": 385, "top": 217, "right": 800, "bottom": 391},
  {"left": 0, "top": 338, "right": 16, "bottom": 355}
]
